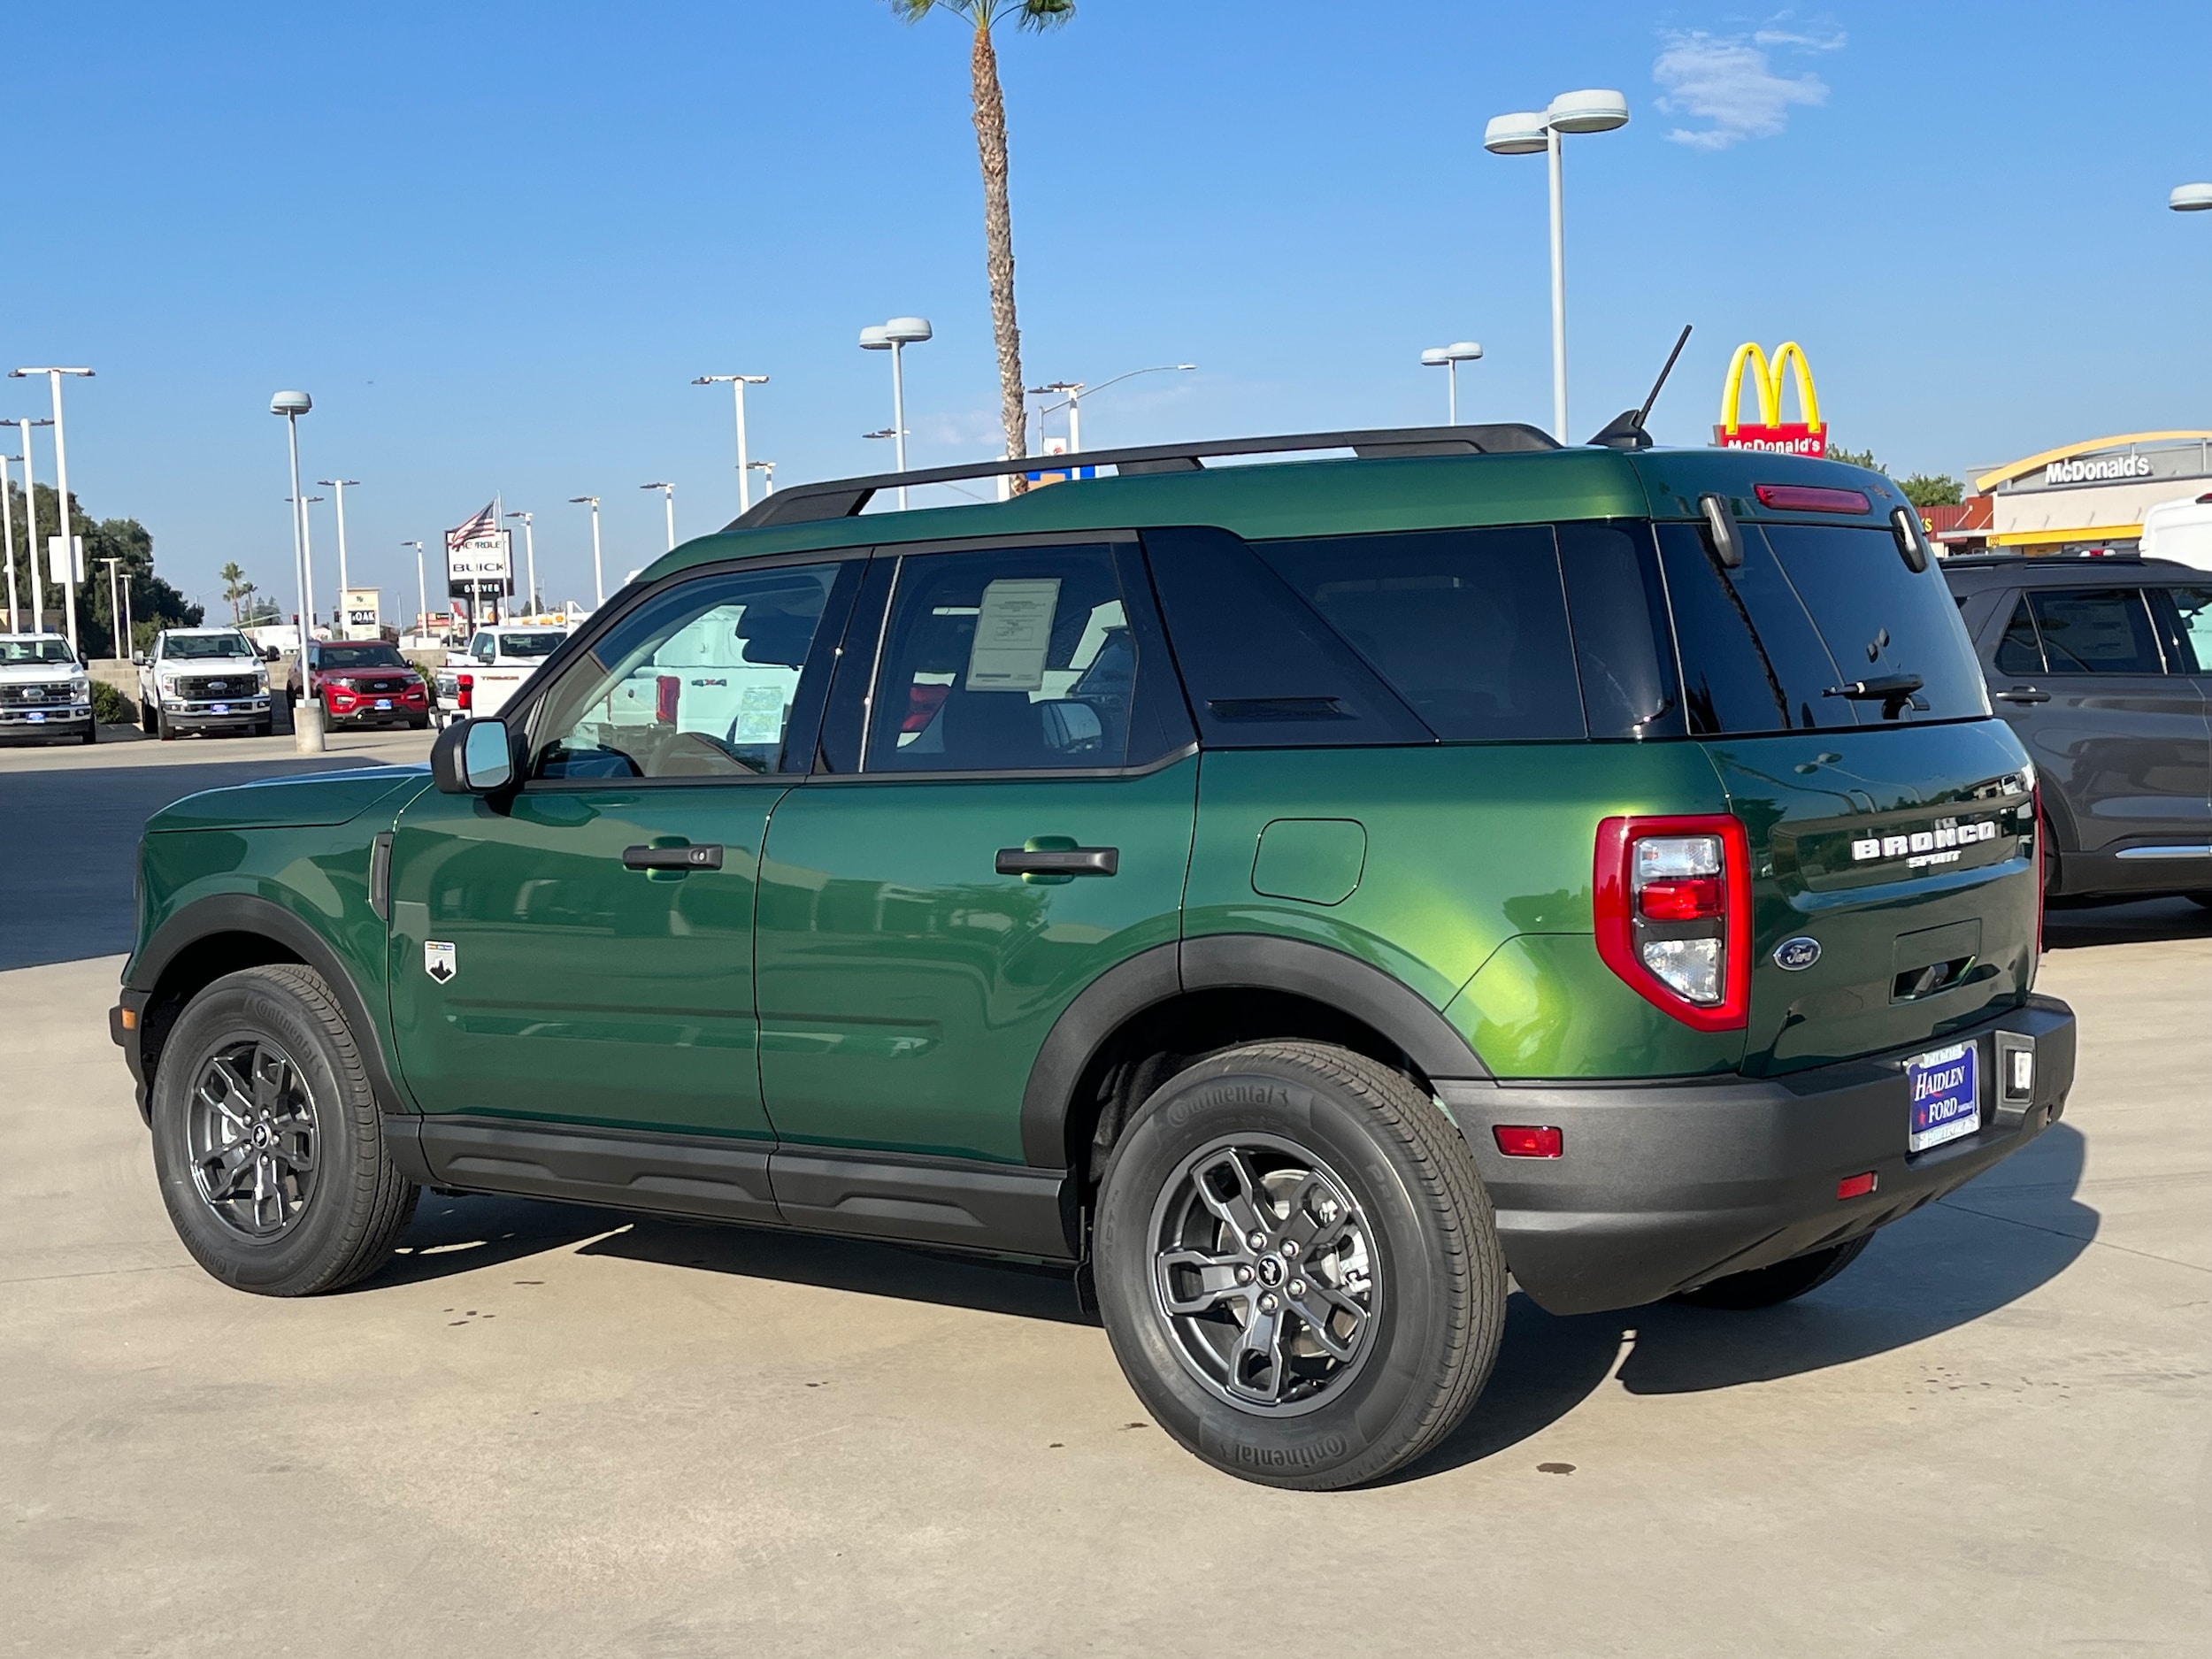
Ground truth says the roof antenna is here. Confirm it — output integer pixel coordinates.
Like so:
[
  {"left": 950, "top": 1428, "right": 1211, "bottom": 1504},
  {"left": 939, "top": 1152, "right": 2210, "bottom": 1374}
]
[{"left": 1587, "top": 324, "right": 1693, "bottom": 450}]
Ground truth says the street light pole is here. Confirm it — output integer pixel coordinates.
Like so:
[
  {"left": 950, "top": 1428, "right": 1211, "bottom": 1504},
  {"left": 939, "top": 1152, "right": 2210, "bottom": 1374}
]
[
  {"left": 505, "top": 511, "right": 537, "bottom": 612},
  {"left": 0, "top": 452, "right": 17, "bottom": 634},
  {"left": 270, "top": 390, "right": 322, "bottom": 754},
  {"left": 318, "top": 478, "right": 358, "bottom": 634},
  {"left": 694, "top": 374, "right": 771, "bottom": 513},
  {"left": 403, "top": 540, "right": 426, "bottom": 635},
  {"left": 1027, "top": 365, "right": 1194, "bottom": 455},
  {"left": 1419, "top": 343, "right": 1483, "bottom": 425},
  {"left": 12, "top": 368, "right": 93, "bottom": 655},
  {"left": 860, "top": 318, "right": 933, "bottom": 508},
  {"left": 747, "top": 459, "right": 775, "bottom": 496},
  {"left": 100, "top": 555, "right": 122, "bottom": 658},
  {"left": 9, "top": 419, "right": 50, "bottom": 635},
  {"left": 569, "top": 496, "right": 604, "bottom": 605},
  {"left": 641, "top": 483, "right": 675, "bottom": 551},
  {"left": 292, "top": 496, "right": 325, "bottom": 637},
  {"left": 1484, "top": 91, "right": 1629, "bottom": 443}
]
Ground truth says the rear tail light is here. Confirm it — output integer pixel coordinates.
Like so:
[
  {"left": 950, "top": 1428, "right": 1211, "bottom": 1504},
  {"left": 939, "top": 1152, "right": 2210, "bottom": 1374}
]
[
  {"left": 1594, "top": 815, "right": 1752, "bottom": 1031},
  {"left": 456, "top": 672, "right": 473, "bottom": 711},
  {"left": 656, "top": 674, "right": 681, "bottom": 723}
]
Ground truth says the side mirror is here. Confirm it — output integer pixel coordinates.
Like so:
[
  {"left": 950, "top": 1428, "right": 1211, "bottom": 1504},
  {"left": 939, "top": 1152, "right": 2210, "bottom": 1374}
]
[
  {"left": 1699, "top": 492, "right": 1746, "bottom": 569},
  {"left": 1889, "top": 504, "right": 1932, "bottom": 573},
  {"left": 431, "top": 718, "right": 517, "bottom": 795}
]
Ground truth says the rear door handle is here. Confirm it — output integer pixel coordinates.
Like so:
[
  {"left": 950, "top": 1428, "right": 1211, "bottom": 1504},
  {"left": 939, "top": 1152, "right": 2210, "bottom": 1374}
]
[
  {"left": 1993, "top": 687, "right": 2052, "bottom": 704},
  {"left": 995, "top": 846, "right": 1118, "bottom": 877},
  {"left": 622, "top": 843, "right": 724, "bottom": 871}
]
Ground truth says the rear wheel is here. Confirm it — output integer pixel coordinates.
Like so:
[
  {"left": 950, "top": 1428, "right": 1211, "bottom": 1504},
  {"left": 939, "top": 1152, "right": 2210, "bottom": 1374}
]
[
  {"left": 1094, "top": 1041, "right": 1506, "bottom": 1490},
  {"left": 149, "top": 964, "right": 418, "bottom": 1295},
  {"left": 1672, "top": 1236, "right": 1871, "bottom": 1310}
]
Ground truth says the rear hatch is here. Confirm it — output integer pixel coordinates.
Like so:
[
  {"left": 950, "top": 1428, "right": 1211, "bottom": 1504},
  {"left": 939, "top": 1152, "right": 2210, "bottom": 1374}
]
[{"left": 1648, "top": 506, "right": 2038, "bottom": 1073}]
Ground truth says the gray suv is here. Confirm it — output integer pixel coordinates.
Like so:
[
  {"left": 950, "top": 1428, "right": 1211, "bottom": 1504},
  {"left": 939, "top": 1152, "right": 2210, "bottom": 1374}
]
[{"left": 1944, "top": 553, "right": 2212, "bottom": 903}]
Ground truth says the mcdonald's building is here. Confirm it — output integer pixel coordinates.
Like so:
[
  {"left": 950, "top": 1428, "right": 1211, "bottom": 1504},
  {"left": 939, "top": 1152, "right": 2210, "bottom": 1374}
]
[{"left": 1969, "top": 431, "right": 2212, "bottom": 555}]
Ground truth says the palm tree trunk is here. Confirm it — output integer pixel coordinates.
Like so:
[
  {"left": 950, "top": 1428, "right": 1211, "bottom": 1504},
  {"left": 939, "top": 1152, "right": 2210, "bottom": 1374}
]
[{"left": 970, "top": 20, "right": 1027, "bottom": 467}]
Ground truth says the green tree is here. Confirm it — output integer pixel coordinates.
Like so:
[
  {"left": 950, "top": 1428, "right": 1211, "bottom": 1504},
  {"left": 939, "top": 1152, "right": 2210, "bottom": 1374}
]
[
  {"left": 1899, "top": 472, "right": 1965, "bottom": 508},
  {"left": 219, "top": 561, "right": 255, "bottom": 622},
  {"left": 885, "top": 0, "right": 1074, "bottom": 468},
  {"left": 1828, "top": 445, "right": 1882, "bottom": 471},
  {"left": 3, "top": 480, "right": 198, "bottom": 653}
]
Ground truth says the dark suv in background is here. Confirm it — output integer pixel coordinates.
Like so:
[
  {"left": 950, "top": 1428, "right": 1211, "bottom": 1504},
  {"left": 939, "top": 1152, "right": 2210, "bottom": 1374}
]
[{"left": 1944, "top": 554, "right": 2212, "bottom": 905}]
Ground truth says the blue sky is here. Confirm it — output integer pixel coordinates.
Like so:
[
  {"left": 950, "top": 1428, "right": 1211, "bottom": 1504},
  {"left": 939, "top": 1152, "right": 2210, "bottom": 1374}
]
[{"left": 10, "top": 1, "right": 2212, "bottom": 618}]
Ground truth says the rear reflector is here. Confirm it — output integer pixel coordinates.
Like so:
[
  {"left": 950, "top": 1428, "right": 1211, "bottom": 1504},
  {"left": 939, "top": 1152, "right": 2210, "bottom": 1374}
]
[
  {"left": 1638, "top": 875, "right": 1724, "bottom": 921},
  {"left": 1837, "top": 1171, "right": 1878, "bottom": 1200},
  {"left": 1493, "top": 1125, "right": 1563, "bottom": 1159},
  {"left": 1755, "top": 483, "right": 1870, "bottom": 514}
]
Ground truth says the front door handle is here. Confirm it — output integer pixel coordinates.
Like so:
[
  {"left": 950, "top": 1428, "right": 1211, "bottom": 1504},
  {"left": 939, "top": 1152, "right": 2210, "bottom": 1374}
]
[
  {"left": 622, "top": 842, "right": 724, "bottom": 872},
  {"left": 1993, "top": 687, "right": 2052, "bottom": 704},
  {"left": 995, "top": 846, "right": 1118, "bottom": 878}
]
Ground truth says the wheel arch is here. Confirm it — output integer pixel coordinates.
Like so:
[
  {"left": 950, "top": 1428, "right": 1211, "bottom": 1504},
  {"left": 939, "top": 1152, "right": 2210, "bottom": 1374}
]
[
  {"left": 1018, "top": 934, "right": 1491, "bottom": 1175},
  {"left": 128, "top": 895, "right": 405, "bottom": 1128}
]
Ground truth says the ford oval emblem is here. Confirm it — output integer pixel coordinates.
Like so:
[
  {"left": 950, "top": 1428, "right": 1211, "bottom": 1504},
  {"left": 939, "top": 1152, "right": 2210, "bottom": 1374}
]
[{"left": 1773, "top": 936, "right": 1822, "bottom": 972}]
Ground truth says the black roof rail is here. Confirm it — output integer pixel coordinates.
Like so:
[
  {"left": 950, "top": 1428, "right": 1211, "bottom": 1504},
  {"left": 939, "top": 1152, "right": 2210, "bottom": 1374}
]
[
  {"left": 1941, "top": 549, "right": 2146, "bottom": 566},
  {"left": 725, "top": 422, "right": 1563, "bottom": 530}
]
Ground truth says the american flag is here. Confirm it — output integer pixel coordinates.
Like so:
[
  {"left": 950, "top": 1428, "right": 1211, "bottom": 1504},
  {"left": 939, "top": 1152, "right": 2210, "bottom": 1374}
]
[{"left": 445, "top": 503, "right": 497, "bottom": 554}]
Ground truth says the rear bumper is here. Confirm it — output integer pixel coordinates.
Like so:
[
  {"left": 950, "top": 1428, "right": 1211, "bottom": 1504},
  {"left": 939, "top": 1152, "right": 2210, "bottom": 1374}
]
[{"left": 1438, "top": 995, "right": 2077, "bottom": 1314}]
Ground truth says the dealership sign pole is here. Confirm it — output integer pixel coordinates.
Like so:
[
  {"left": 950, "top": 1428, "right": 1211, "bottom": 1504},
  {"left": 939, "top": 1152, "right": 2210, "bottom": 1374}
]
[{"left": 1714, "top": 342, "right": 1827, "bottom": 457}]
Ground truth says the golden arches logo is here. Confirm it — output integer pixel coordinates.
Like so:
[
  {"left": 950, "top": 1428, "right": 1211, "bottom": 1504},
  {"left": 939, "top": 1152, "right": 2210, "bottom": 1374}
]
[{"left": 1715, "top": 342, "right": 1826, "bottom": 457}]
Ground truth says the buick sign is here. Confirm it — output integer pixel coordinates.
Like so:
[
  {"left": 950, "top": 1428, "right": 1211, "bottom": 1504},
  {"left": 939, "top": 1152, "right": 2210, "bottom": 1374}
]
[{"left": 1773, "top": 936, "right": 1822, "bottom": 972}]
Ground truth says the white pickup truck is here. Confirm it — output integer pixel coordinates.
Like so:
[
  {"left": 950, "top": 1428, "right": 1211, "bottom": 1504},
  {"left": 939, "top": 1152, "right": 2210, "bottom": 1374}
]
[{"left": 430, "top": 625, "right": 568, "bottom": 727}]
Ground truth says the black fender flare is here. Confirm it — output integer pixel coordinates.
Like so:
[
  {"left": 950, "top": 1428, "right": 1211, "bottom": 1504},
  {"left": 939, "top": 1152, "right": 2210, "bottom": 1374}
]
[
  {"left": 1017, "top": 933, "right": 1491, "bottom": 1170},
  {"left": 128, "top": 893, "right": 413, "bottom": 1127}
]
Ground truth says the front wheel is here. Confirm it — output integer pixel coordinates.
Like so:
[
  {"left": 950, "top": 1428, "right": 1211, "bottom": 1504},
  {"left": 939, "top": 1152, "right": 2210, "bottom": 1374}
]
[
  {"left": 149, "top": 964, "right": 418, "bottom": 1295},
  {"left": 1094, "top": 1041, "right": 1506, "bottom": 1490},
  {"left": 1672, "top": 1236, "right": 1871, "bottom": 1310},
  {"left": 157, "top": 709, "right": 176, "bottom": 741},
  {"left": 80, "top": 719, "right": 97, "bottom": 745}
]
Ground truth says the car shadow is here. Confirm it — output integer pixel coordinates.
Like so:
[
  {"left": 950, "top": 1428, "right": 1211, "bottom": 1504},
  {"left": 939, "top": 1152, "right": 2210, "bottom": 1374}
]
[
  {"left": 370, "top": 1189, "right": 1093, "bottom": 1325},
  {"left": 1398, "top": 1120, "right": 2095, "bottom": 1480},
  {"left": 2043, "top": 895, "right": 2212, "bottom": 949},
  {"left": 368, "top": 1127, "right": 2095, "bottom": 1480}
]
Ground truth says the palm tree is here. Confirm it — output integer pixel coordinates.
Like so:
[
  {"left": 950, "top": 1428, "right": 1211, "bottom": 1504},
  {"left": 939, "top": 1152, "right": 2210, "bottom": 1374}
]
[
  {"left": 885, "top": 0, "right": 1073, "bottom": 469},
  {"left": 219, "top": 562, "right": 253, "bottom": 623}
]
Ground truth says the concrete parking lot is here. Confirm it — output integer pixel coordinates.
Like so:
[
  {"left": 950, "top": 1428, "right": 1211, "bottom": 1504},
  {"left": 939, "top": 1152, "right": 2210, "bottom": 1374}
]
[{"left": 2, "top": 741, "right": 2206, "bottom": 1657}]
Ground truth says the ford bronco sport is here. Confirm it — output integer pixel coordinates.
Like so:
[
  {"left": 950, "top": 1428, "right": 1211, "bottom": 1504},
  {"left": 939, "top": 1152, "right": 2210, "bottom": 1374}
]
[{"left": 113, "top": 426, "right": 2076, "bottom": 1488}]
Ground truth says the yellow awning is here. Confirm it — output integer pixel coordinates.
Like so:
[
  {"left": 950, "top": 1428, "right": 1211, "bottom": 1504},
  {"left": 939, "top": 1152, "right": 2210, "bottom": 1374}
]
[{"left": 1990, "top": 526, "right": 2144, "bottom": 547}]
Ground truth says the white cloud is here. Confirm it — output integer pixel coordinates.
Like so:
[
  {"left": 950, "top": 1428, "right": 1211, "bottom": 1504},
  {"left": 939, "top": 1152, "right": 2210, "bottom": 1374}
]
[{"left": 1653, "top": 26, "right": 1839, "bottom": 151}]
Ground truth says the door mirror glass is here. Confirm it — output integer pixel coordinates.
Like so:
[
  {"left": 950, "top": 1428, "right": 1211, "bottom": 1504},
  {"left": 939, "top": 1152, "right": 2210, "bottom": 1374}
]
[{"left": 463, "top": 719, "right": 514, "bottom": 790}]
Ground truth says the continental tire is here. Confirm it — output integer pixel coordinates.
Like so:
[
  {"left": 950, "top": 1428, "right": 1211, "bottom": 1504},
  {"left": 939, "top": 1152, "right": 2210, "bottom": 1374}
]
[
  {"left": 1672, "top": 1235, "right": 1871, "bottom": 1310},
  {"left": 1094, "top": 1041, "right": 1505, "bottom": 1490},
  {"left": 150, "top": 964, "right": 418, "bottom": 1296}
]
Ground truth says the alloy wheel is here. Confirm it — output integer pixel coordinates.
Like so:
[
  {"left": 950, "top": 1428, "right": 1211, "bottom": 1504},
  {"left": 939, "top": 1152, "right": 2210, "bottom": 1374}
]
[
  {"left": 187, "top": 1037, "right": 320, "bottom": 1239},
  {"left": 1148, "top": 1133, "right": 1380, "bottom": 1416}
]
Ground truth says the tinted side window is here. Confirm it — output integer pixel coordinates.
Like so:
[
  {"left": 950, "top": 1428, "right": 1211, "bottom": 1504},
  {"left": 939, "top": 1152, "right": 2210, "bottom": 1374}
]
[
  {"left": 1994, "top": 596, "right": 2045, "bottom": 674},
  {"left": 530, "top": 563, "right": 843, "bottom": 780},
  {"left": 2030, "top": 589, "right": 2163, "bottom": 674},
  {"left": 2151, "top": 585, "right": 2212, "bottom": 674},
  {"left": 1256, "top": 526, "right": 1584, "bottom": 741},
  {"left": 1760, "top": 524, "right": 1988, "bottom": 720},
  {"left": 1655, "top": 521, "right": 1799, "bottom": 734},
  {"left": 1143, "top": 526, "right": 1431, "bottom": 748},
  {"left": 1558, "top": 521, "right": 1686, "bottom": 739},
  {"left": 864, "top": 544, "right": 1133, "bottom": 772}
]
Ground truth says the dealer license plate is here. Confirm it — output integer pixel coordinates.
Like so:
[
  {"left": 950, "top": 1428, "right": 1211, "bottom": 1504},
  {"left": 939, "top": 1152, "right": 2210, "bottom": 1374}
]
[
  {"left": 211, "top": 703, "right": 230, "bottom": 714},
  {"left": 375, "top": 698, "right": 392, "bottom": 710},
  {"left": 26, "top": 711, "right": 43, "bottom": 723},
  {"left": 1908, "top": 1041, "right": 1978, "bottom": 1152}
]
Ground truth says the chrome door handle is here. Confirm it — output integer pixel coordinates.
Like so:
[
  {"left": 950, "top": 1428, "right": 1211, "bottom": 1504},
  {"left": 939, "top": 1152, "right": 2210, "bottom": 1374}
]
[
  {"left": 995, "top": 846, "right": 1118, "bottom": 877},
  {"left": 622, "top": 843, "right": 724, "bottom": 871},
  {"left": 1993, "top": 687, "right": 2051, "bottom": 704}
]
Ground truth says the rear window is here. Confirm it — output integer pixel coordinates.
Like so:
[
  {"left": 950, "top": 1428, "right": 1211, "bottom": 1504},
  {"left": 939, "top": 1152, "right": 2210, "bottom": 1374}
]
[
  {"left": 499, "top": 633, "right": 562, "bottom": 658},
  {"left": 316, "top": 643, "right": 404, "bottom": 668},
  {"left": 1656, "top": 521, "right": 1987, "bottom": 733},
  {"left": 1256, "top": 527, "right": 1586, "bottom": 741}
]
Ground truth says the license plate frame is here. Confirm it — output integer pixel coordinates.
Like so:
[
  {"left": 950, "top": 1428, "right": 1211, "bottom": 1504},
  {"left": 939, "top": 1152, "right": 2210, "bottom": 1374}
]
[
  {"left": 375, "top": 698, "right": 392, "bottom": 710},
  {"left": 1907, "top": 1040, "right": 1979, "bottom": 1153}
]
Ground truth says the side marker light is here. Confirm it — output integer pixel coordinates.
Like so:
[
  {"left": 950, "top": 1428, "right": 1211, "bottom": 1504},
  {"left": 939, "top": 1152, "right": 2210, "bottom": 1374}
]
[{"left": 1837, "top": 1171, "right": 1878, "bottom": 1200}]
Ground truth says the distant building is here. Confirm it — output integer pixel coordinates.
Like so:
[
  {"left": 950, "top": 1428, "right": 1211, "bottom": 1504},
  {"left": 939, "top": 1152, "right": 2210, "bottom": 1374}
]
[{"left": 1971, "top": 431, "right": 2212, "bottom": 555}]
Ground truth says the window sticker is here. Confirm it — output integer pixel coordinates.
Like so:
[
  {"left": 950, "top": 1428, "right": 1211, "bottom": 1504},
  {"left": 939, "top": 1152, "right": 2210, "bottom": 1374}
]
[
  {"left": 732, "top": 683, "right": 787, "bottom": 744},
  {"left": 965, "top": 578, "right": 1061, "bottom": 693}
]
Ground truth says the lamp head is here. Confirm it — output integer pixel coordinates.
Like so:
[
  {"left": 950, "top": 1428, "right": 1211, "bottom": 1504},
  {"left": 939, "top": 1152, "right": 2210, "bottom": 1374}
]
[
  {"left": 2172, "top": 182, "right": 2212, "bottom": 212},
  {"left": 882, "top": 317, "right": 933, "bottom": 345},
  {"left": 1420, "top": 349, "right": 1450, "bottom": 367},
  {"left": 1547, "top": 88, "right": 1630, "bottom": 134},
  {"left": 1446, "top": 341, "right": 1484, "bottom": 362},
  {"left": 270, "top": 389, "right": 312, "bottom": 416},
  {"left": 1484, "top": 111, "right": 1550, "bottom": 155},
  {"left": 858, "top": 326, "right": 891, "bottom": 350}
]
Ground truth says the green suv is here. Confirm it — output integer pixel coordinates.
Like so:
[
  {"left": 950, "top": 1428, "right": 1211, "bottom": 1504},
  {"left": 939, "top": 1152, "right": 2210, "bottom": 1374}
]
[{"left": 112, "top": 426, "right": 2076, "bottom": 1489}]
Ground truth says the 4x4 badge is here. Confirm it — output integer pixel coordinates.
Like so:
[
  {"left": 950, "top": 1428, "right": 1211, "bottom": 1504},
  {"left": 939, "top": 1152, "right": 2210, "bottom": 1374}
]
[
  {"left": 424, "top": 941, "right": 457, "bottom": 984},
  {"left": 1773, "top": 936, "right": 1821, "bottom": 972}
]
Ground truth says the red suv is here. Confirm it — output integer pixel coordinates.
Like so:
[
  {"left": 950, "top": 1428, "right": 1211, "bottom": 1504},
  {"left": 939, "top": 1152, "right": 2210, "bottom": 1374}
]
[{"left": 304, "top": 641, "right": 430, "bottom": 729}]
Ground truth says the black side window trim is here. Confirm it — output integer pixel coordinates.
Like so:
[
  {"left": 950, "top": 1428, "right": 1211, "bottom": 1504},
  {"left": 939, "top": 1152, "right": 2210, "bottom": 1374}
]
[{"left": 516, "top": 549, "right": 868, "bottom": 788}]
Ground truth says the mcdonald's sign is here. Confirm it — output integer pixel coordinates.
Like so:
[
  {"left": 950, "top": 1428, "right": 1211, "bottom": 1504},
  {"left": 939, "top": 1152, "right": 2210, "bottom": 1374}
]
[{"left": 1714, "top": 341, "right": 1826, "bottom": 457}]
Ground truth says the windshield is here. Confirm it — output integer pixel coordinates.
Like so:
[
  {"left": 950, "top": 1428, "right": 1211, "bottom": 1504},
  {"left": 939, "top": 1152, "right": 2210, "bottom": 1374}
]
[
  {"left": 316, "top": 643, "right": 404, "bottom": 668},
  {"left": 0, "top": 638, "right": 76, "bottom": 665},
  {"left": 165, "top": 634, "right": 257, "bottom": 660},
  {"left": 498, "top": 633, "right": 562, "bottom": 659}
]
